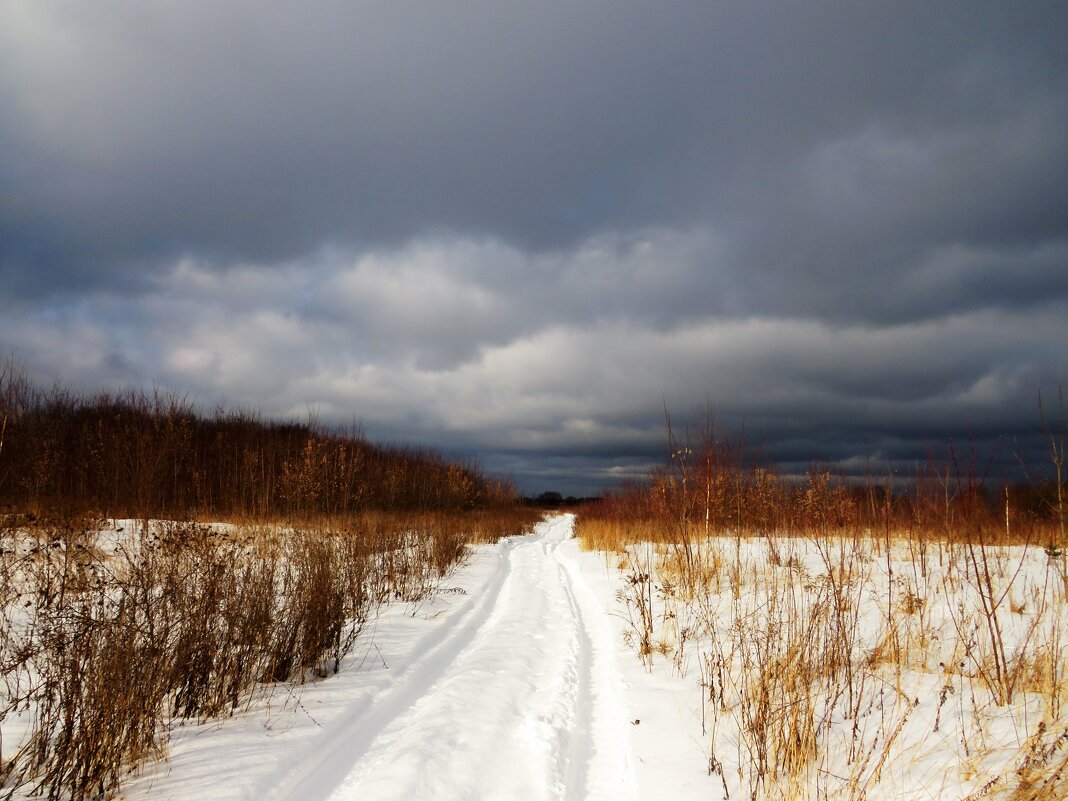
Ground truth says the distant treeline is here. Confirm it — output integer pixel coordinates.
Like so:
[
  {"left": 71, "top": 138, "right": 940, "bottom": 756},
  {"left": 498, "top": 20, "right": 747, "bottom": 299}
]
[
  {"left": 582, "top": 411, "right": 1067, "bottom": 548},
  {"left": 0, "top": 365, "right": 516, "bottom": 519},
  {"left": 523, "top": 492, "right": 597, "bottom": 508}
]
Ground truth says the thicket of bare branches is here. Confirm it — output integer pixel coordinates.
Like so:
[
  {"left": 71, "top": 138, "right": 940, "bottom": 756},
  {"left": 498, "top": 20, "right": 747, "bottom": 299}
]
[{"left": 0, "top": 362, "right": 516, "bottom": 521}]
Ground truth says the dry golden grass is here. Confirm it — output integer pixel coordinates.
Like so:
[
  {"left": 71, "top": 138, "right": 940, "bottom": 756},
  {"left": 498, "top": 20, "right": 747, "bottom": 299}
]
[
  {"left": 585, "top": 454, "right": 1068, "bottom": 801},
  {"left": 0, "top": 505, "right": 538, "bottom": 801},
  {"left": 0, "top": 366, "right": 521, "bottom": 521}
]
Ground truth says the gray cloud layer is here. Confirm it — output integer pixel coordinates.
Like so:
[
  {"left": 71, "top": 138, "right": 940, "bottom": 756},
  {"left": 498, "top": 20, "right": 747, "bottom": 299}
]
[{"left": 2, "top": 2, "right": 1067, "bottom": 493}]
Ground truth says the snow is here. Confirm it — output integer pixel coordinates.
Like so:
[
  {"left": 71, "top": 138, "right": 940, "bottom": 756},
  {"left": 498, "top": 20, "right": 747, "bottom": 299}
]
[
  {"left": 570, "top": 534, "right": 1068, "bottom": 801},
  {"left": 120, "top": 513, "right": 640, "bottom": 801},
  {"left": 13, "top": 515, "right": 1052, "bottom": 800}
]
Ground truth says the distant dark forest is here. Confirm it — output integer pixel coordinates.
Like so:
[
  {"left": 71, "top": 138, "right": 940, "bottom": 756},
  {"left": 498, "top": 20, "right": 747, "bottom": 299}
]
[{"left": 0, "top": 365, "right": 516, "bottom": 520}]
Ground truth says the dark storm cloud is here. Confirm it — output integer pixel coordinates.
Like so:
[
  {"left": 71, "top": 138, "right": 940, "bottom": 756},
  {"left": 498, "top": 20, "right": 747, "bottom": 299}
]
[
  {"left": 4, "top": 1, "right": 1067, "bottom": 289},
  {"left": 2, "top": 1, "right": 1067, "bottom": 494}
]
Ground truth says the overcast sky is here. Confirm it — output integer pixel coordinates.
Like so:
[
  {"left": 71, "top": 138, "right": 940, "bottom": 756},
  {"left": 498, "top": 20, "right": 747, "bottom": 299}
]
[{"left": 2, "top": 2, "right": 1067, "bottom": 495}]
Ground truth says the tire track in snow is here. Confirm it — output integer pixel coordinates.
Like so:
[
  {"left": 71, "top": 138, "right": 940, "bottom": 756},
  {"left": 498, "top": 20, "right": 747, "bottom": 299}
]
[
  {"left": 555, "top": 546, "right": 594, "bottom": 801},
  {"left": 274, "top": 513, "right": 635, "bottom": 801},
  {"left": 267, "top": 535, "right": 519, "bottom": 801},
  {"left": 557, "top": 544, "right": 636, "bottom": 801}
]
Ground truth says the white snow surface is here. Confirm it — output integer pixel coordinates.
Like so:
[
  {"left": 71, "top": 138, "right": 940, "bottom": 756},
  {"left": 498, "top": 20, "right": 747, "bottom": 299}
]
[
  {"left": 122, "top": 513, "right": 657, "bottom": 801},
  {"left": 104, "top": 516, "right": 1067, "bottom": 801}
]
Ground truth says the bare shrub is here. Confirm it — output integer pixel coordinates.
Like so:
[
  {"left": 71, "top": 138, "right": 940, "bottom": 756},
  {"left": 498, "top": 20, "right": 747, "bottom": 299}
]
[{"left": 0, "top": 503, "right": 525, "bottom": 800}]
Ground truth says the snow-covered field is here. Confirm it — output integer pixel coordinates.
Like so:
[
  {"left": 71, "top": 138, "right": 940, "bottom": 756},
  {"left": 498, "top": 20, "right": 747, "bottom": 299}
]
[
  {"left": 119, "top": 513, "right": 650, "bottom": 801},
  {"left": 7, "top": 514, "right": 1061, "bottom": 800},
  {"left": 583, "top": 530, "right": 1068, "bottom": 801},
  {"left": 111, "top": 513, "right": 726, "bottom": 800}
]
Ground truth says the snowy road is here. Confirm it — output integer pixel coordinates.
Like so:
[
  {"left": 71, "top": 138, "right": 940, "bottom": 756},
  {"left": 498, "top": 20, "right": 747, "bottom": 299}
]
[{"left": 267, "top": 513, "right": 635, "bottom": 801}]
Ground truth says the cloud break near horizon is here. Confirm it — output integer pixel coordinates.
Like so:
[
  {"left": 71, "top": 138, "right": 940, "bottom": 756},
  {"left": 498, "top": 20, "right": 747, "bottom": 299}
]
[{"left": 2, "top": 1, "right": 1067, "bottom": 495}]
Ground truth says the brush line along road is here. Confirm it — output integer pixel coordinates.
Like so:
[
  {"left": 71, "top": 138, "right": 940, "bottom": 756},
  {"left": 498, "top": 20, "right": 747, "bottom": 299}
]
[{"left": 270, "top": 513, "right": 636, "bottom": 801}]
